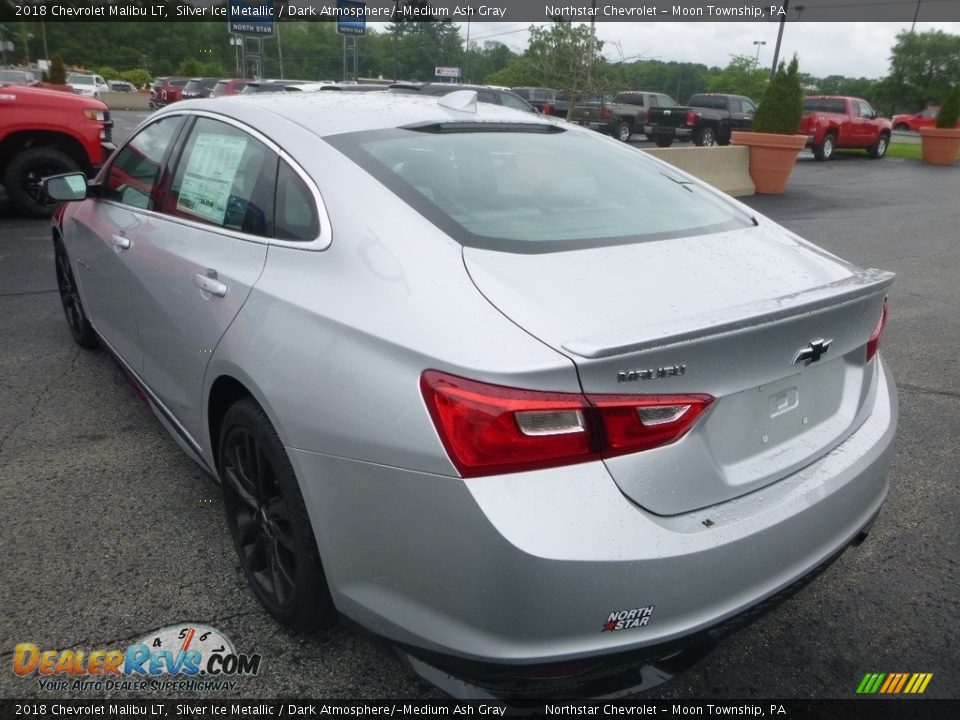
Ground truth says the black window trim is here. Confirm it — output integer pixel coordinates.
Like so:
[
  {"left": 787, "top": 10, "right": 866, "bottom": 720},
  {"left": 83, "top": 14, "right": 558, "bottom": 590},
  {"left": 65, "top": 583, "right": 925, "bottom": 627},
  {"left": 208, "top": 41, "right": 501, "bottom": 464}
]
[{"left": 97, "top": 110, "right": 331, "bottom": 251}]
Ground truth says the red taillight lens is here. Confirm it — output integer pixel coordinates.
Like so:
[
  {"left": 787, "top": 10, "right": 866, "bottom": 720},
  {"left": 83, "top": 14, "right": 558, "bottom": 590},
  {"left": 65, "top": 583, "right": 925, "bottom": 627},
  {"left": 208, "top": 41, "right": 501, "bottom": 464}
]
[
  {"left": 421, "top": 370, "right": 713, "bottom": 477},
  {"left": 600, "top": 106, "right": 612, "bottom": 120},
  {"left": 588, "top": 394, "right": 712, "bottom": 458},
  {"left": 542, "top": 102, "right": 553, "bottom": 115},
  {"left": 686, "top": 110, "right": 697, "bottom": 125},
  {"left": 866, "top": 300, "right": 889, "bottom": 363}
]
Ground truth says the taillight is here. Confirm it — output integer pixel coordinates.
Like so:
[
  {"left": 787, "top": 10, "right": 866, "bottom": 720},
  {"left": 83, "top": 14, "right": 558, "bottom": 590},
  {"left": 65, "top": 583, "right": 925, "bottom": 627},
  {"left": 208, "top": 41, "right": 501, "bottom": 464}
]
[
  {"left": 686, "top": 110, "right": 697, "bottom": 125},
  {"left": 421, "top": 370, "right": 712, "bottom": 477},
  {"left": 866, "top": 300, "right": 889, "bottom": 363},
  {"left": 600, "top": 106, "right": 612, "bottom": 121},
  {"left": 543, "top": 102, "right": 553, "bottom": 115}
]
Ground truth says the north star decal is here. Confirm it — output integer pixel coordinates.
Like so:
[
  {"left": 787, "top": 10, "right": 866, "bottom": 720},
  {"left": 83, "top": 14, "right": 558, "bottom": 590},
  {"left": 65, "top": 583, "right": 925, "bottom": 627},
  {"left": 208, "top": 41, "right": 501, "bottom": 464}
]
[{"left": 602, "top": 605, "right": 654, "bottom": 632}]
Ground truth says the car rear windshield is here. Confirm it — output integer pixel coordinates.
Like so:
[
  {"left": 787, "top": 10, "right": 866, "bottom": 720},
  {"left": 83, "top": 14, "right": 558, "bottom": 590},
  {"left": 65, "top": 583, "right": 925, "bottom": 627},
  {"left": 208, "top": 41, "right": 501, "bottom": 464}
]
[
  {"left": 803, "top": 98, "right": 847, "bottom": 113},
  {"left": 328, "top": 125, "right": 752, "bottom": 253}
]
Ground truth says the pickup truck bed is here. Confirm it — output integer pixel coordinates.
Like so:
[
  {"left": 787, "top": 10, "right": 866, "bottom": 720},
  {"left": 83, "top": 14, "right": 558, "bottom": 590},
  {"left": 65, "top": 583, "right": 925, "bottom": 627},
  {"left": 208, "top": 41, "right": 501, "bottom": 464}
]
[{"left": 646, "top": 93, "right": 756, "bottom": 147}]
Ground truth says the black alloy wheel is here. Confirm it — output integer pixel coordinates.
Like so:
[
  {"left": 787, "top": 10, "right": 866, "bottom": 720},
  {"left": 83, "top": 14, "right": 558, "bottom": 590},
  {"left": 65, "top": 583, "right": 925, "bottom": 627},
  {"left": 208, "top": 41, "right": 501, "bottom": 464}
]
[
  {"left": 54, "top": 240, "right": 98, "bottom": 348},
  {"left": 219, "top": 398, "right": 334, "bottom": 630}
]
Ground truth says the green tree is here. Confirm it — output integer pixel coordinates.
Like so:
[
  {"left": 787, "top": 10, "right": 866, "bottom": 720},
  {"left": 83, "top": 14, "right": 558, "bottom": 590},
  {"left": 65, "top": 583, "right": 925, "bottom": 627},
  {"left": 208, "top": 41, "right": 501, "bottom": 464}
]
[
  {"left": 708, "top": 55, "right": 768, "bottom": 101},
  {"left": 97, "top": 65, "right": 121, "bottom": 80},
  {"left": 753, "top": 55, "right": 803, "bottom": 135},
  {"left": 177, "top": 59, "right": 201, "bottom": 77},
  {"left": 49, "top": 53, "right": 67, "bottom": 85},
  {"left": 524, "top": 21, "right": 604, "bottom": 95},
  {"left": 937, "top": 84, "right": 960, "bottom": 128},
  {"left": 887, "top": 30, "right": 960, "bottom": 112},
  {"left": 120, "top": 69, "right": 152, "bottom": 89}
]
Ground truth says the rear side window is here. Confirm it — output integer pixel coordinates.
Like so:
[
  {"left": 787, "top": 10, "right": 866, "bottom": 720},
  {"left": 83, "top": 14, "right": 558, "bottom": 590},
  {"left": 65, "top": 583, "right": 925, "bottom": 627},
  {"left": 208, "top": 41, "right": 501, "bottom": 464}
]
[
  {"left": 165, "top": 117, "right": 277, "bottom": 237},
  {"left": 331, "top": 126, "right": 752, "bottom": 253},
  {"left": 274, "top": 161, "right": 319, "bottom": 241},
  {"left": 803, "top": 98, "right": 847, "bottom": 113},
  {"left": 104, "top": 116, "right": 182, "bottom": 210},
  {"left": 689, "top": 95, "right": 726, "bottom": 110}
]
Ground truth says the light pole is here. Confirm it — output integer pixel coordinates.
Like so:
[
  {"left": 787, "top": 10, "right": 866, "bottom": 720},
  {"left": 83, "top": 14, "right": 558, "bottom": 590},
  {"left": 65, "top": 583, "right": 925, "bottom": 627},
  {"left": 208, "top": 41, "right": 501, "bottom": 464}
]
[
  {"left": 769, "top": 0, "right": 790, "bottom": 80},
  {"left": 752, "top": 40, "right": 766, "bottom": 68}
]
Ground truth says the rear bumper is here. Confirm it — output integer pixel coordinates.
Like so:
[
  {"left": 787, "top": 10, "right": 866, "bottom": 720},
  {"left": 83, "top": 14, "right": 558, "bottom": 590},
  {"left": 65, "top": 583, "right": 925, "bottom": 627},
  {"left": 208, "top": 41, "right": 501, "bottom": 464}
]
[
  {"left": 287, "top": 357, "right": 896, "bottom": 694},
  {"left": 647, "top": 126, "right": 693, "bottom": 141}
]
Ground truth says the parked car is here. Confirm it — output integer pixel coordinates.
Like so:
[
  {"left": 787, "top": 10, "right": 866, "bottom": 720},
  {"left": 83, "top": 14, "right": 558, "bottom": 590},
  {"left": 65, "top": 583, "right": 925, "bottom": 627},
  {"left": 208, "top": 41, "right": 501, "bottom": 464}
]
[
  {"left": 210, "top": 79, "right": 248, "bottom": 97},
  {"left": 108, "top": 80, "right": 137, "bottom": 93},
  {"left": 284, "top": 81, "right": 338, "bottom": 92},
  {"left": 511, "top": 86, "right": 558, "bottom": 113},
  {"left": 646, "top": 93, "right": 756, "bottom": 147},
  {"left": 0, "top": 68, "right": 39, "bottom": 86},
  {"left": 891, "top": 105, "right": 960, "bottom": 132},
  {"left": 240, "top": 80, "right": 306, "bottom": 94},
  {"left": 800, "top": 96, "right": 892, "bottom": 161},
  {"left": 66, "top": 73, "right": 110, "bottom": 100},
  {"left": 44, "top": 90, "right": 896, "bottom": 699},
  {"left": 0, "top": 84, "right": 113, "bottom": 217},
  {"left": 389, "top": 83, "right": 536, "bottom": 112},
  {"left": 571, "top": 91, "right": 678, "bottom": 142},
  {"left": 181, "top": 77, "right": 220, "bottom": 100},
  {"left": 319, "top": 83, "right": 389, "bottom": 92},
  {"left": 150, "top": 76, "right": 189, "bottom": 108},
  {"left": 541, "top": 89, "right": 574, "bottom": 118}
]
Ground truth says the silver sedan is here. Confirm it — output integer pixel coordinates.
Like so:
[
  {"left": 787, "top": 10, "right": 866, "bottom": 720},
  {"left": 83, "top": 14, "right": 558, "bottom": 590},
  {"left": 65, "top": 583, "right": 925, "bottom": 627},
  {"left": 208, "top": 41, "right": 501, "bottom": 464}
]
[{"left": 45, "top": 89, "right": 896, "bottom": 698}]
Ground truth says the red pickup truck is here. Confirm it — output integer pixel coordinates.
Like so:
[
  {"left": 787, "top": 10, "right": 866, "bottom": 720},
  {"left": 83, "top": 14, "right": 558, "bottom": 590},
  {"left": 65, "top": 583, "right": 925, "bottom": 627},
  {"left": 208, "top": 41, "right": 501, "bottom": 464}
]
[
  {"left": 1, "top": 84, "right": 114, "bottom": 217},
  {"left": 799, "top": 96, "right": 892, "bottom": 161}
]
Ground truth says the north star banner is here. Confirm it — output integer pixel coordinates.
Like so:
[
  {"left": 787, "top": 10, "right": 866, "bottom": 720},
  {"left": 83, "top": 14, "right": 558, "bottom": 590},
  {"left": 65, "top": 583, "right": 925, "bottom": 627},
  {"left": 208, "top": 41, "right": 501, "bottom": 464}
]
[
  {"left": 4, "top": 1, "right": 960, "bottom": 23},
  {"left": 229, "top": 0, "right": 275, "bottom": 36}
]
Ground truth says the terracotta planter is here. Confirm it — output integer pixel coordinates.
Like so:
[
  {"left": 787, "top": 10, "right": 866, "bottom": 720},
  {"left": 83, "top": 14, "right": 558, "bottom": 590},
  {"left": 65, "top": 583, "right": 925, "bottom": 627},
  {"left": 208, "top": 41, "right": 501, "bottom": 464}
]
[
  {"left": 919, "top": 127, "right": 960, "bottom": 166},
  {"left": 731, "top": 131, "right": 807, "bottom": 194}
]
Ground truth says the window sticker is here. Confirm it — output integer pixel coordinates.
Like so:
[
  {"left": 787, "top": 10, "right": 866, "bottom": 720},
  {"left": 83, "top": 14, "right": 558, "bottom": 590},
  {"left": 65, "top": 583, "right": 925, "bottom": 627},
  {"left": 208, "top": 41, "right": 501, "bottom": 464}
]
[{"left": 177, "top": 134, "right": 248, "bottom": 225}]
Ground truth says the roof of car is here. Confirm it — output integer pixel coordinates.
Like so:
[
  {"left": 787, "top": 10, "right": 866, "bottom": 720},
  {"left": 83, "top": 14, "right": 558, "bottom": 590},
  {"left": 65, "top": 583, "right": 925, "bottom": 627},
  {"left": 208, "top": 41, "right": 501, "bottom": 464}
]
[{"left": 158, "top": 90, "right": 561, "bottom": 139}]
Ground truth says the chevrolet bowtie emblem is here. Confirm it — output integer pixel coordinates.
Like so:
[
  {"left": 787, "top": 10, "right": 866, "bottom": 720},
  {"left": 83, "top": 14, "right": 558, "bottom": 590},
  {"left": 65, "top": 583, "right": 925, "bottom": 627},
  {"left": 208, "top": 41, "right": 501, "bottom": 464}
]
[{"left": 793, "top": 338, "right": 832, "bottom": 366}]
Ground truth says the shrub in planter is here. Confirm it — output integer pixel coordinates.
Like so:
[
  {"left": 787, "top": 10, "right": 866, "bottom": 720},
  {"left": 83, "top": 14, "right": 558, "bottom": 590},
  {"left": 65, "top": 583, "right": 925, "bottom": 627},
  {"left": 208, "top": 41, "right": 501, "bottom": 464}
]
[
  {"left": 732, "top": 56, "right": 807, "bottom": 194},
  {"left": 920, "top": 84, "right": 960, "bottom": 166}
]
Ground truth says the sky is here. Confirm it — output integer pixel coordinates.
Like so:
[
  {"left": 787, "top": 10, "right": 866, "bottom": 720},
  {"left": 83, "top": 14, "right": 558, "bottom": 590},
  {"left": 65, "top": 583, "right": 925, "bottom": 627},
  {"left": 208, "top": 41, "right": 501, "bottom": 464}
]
[{"left": 446, "top": 21, "right": 960, "bottom": 80}]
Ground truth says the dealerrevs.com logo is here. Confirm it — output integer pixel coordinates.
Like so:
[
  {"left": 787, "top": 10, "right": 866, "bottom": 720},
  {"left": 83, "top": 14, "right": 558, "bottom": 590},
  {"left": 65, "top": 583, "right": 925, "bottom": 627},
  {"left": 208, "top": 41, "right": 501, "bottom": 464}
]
[{"left": 13, "top": 624, "right": 261, "bottom": 693}]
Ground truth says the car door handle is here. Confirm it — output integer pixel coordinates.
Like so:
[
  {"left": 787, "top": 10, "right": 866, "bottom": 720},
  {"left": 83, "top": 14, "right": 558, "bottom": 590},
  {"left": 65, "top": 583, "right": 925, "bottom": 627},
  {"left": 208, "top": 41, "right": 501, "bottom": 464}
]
[
  {"left": 193, "top": 273, "right": 227, "bottom": 297},
  {"left": 112, "top": 235, "right": 130, "bottom": 250}
]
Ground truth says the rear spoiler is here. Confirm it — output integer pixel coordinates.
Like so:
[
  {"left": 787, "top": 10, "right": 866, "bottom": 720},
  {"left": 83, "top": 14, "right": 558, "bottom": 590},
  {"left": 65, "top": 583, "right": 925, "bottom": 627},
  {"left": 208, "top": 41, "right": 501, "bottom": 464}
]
[{"left": 562, "top": 268, "right": 895, "bottom": 359}]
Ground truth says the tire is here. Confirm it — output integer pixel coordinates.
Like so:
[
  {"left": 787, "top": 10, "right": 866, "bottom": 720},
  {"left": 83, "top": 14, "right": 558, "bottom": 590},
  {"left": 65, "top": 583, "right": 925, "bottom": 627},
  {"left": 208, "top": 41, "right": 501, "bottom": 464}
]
[
  {"left": 813, "top": 132, "right": 836, "bottom": 161},
  {"left": 3, "top": 147, "right": 81, "bottom": 218},
  {"left": 615, "top": 121, "right": 632, "bottom": 143},
  {"left": 219, "top": 397, "right": 335, "bottom": 631},
  {"left": 654, "top": 137, "right": 674, "bottom": 148},
  {"left": 893, "top": 123, "right": 909, "bottom": 132},
  {"left": 694, "top": 126, "right": 717, "bottom": 147},
  {"left": 868, "top": 133, "right": 889, "bottom": 159},
  {"left": 54, "top": 238, "right": 98, "bottom": 349}
]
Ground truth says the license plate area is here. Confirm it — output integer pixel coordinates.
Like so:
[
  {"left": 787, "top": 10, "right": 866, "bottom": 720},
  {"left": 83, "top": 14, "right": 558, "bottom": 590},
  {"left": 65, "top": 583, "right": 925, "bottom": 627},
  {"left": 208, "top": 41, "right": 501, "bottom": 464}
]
[{"left": 702, "top": 357, "right": 852, "bottom": 484}]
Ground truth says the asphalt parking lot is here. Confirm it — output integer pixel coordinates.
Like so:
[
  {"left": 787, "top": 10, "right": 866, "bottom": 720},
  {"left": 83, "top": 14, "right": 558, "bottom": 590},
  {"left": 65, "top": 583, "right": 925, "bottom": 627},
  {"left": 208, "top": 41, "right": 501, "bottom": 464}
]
[{"left": 0, "top": 112, "right": 957, "bottom": 701}]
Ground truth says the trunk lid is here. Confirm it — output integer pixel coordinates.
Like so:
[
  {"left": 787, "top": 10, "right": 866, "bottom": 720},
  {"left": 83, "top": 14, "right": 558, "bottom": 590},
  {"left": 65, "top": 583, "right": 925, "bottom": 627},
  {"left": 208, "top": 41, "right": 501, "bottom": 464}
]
[{"left": 464, "top": 223, "right": 892, "bottom": 515}]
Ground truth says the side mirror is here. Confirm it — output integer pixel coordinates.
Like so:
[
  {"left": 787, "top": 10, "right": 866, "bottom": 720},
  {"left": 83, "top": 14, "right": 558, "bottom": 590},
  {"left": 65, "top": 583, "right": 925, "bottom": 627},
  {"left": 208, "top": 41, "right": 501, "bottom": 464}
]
[{"left": 43, "top": 172, "right": 89, "bottom": 202}]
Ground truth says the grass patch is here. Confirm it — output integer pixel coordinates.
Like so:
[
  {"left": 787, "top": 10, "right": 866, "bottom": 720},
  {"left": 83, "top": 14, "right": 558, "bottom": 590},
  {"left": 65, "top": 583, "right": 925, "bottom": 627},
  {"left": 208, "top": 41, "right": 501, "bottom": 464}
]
[{"left": 885, "top": 142, "right": 924, "bottom": 160}]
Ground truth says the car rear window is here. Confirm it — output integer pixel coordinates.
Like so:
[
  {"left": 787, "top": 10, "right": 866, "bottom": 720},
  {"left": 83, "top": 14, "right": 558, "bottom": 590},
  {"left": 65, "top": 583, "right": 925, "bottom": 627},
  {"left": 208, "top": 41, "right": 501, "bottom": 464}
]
[
  {"left": 803, "top": 98, "right": 847, "bottom": 113},
  {"left": 329, "top": 126, "right": 752, "bottom": 253}
]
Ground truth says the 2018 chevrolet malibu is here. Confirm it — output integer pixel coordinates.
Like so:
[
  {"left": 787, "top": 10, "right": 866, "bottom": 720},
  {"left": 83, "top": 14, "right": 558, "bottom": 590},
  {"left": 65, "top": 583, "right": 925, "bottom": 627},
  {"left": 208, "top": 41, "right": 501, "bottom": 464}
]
[{"left": 45, "top": 90, "right": 896, "bottom": 698}]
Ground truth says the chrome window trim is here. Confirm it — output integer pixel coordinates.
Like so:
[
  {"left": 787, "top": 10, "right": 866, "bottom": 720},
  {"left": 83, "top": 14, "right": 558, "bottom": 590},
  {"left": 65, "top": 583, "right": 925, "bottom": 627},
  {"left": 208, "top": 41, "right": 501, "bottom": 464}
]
[{"left": 104, "top": 109, "right": 332, "bottom": 251}]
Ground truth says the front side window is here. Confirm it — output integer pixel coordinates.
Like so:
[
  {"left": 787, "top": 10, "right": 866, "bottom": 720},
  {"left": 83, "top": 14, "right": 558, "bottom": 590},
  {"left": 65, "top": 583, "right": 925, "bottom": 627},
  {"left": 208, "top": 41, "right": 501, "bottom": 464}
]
[
  {"left": 165, "top": 118, "right": 277, "bottom": 237},
  {"left": 104, "top": 116, "right": 182, "bottom": 209},
  {"left": 330, "top": 125, "right": 752, "bottom": 253}
]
